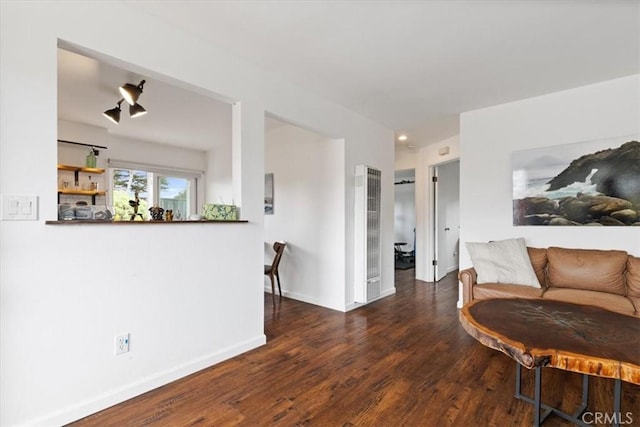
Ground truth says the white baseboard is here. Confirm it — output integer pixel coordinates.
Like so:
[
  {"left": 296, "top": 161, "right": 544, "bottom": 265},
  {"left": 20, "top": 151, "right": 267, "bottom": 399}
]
[
  {"left": 265, "top": 286, "right": 396, "bottom": 312},
  {"left": 344, "top": 287, "right": 396, "bottom": 312},
  {"left": 264, "top": 286, "right": 344, "bottom": 311},
  {"left": 28, "top": 334, "right": 267, "bottom": 427}
]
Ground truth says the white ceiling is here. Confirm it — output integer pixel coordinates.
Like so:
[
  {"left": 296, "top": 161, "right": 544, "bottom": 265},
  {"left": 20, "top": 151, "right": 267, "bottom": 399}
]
[
  {"left": 60, "top": 1, "right": 639, "bottom": 150},
  {"left": 57, "top": 49, "right": 232, "bottom": 151}
]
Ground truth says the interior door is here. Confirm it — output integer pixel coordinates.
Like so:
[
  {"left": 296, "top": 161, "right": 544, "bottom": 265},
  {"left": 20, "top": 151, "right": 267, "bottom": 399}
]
[
  {"left": 443, "top": 161, "right": 460, "bottom": 273},
  {"left": 434, "top": 161, "right": 460, "bottom": 281}
]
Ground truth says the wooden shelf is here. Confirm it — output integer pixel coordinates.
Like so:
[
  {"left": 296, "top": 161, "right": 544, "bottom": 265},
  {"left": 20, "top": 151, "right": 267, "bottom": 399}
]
[
  {"left": 57, "top": 164, "right": 105, "bottom": 174},
  {"left": 45, "top": 219, "right": 249, "bottom": 225},
  {"left": 58, "top": 190, "right": 106, "bottom": 196},
  {"left": 57, "top": 164, "right": 106, "bottom": 204}
]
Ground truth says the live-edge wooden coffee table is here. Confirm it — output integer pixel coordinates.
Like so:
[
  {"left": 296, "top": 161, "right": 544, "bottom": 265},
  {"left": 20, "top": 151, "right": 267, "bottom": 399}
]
[{"left": 459, "top": 298, "right": 640, "bottom": 427}]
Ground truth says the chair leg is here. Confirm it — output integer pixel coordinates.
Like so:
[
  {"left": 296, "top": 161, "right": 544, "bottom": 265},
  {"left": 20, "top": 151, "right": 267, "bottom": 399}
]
[
  {"left": 275, "top": 273, "right": 282, "bottom": 297},
  {"left": 269, "top": 273, "right": 276, "bottom": 305}
]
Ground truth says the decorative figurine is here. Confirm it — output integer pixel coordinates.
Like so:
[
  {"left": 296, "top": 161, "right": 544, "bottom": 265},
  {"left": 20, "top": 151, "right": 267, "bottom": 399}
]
[
  {"left": 128, "top": 191, "right": 143, "bottom": 221},
  {"left": 149, "top": 206, "right": 165, "bottom": 221},
  {"left": 165, "top": 209, "right": 173, "bottom": 222}
]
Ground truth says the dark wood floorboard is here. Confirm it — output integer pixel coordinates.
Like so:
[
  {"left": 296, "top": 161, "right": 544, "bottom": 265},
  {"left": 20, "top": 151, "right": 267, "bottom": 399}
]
[{"left": 70, "top": 269, "right": 639, "bottom": 426}]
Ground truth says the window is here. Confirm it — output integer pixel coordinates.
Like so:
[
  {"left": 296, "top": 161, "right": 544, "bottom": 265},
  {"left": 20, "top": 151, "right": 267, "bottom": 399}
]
[{"left": 108, "top": 160, "right": 202, "bottom": 221}]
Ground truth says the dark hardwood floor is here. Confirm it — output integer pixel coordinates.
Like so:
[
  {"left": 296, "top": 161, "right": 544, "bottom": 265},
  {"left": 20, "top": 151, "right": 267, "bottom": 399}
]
[{"left": 71, "top": 269, "right": 639, "bottom": 426}]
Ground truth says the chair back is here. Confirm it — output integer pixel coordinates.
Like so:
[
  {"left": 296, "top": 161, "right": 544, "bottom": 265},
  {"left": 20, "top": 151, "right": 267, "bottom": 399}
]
[{"left": 271, "top": 241, "right": 286, "bottom": 273}]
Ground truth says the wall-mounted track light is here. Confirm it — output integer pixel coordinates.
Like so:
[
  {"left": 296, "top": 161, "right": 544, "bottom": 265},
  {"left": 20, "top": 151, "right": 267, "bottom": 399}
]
[
  {"left": 119, "top": 79, "right": 145, "bottom": 105},
  {"left": 103, "top": 79, "right": 148, "bottom": 124},
  {"left": 129, "top": 103, "right": 147, "bottom": 118},
  {"left": 102, "top": 100, "right": 123, "bottom": 124}
]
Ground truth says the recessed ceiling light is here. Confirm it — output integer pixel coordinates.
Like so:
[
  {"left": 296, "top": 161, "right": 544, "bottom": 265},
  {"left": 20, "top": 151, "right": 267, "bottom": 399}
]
[{"left": 398, "top": 134, "right": 408, "bottom": 141}]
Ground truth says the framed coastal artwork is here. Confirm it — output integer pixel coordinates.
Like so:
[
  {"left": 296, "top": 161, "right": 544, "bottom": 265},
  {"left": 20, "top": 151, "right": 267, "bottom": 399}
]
[
  {"left": 512, "top": 135, "right": 639, "bottom": 226},
  {"left": 264, "top": 173, "right": 274, "bottom": 215}
]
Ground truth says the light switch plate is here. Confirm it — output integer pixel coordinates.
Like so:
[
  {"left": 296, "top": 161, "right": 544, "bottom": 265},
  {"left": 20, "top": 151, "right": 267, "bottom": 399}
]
[{"left": 1, "top": 194, "right": 38, "bottom": 220}]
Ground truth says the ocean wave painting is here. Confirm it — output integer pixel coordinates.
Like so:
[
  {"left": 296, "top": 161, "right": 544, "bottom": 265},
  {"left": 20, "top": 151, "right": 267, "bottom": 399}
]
[{"left": 512, "top": 135, "right": 640, "bottom": 226}]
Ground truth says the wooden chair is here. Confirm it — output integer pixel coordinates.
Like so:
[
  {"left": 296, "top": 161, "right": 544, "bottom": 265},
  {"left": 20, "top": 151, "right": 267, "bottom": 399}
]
[{"left": 264, "top": 241, "right": 286, "bottom": 304}]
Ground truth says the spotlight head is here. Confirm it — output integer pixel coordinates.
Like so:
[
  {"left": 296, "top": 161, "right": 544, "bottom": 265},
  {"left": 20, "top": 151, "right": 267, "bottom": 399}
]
[
  {"left": 129, "top": 103, "right": 147, "bottom": 118},
  {"left": 102, "top": 101, "right": 122, "bottom": 124},
  {"left": 119, "top": 79, "right": 145, "bottom": 105}
]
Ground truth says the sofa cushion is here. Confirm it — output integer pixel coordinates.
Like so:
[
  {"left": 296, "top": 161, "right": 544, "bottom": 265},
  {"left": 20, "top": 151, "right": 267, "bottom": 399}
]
[
  {"left": 466, "top": 238, "right": 541, "bottom": 288},
  {"left": 627, "top": 255, "right": 640, "bottom": 298},
  {"left": 527, "top": 247, "right": 548, "bottom": 287},
  {"left": 543, "top": 288, "right": 636, "bottom": 317},
  {"left": 546, "top": 247, "right": 627, "bottom": 295},
  {"left": 473, "top": 283, "right": 544, "bottom": 300}
]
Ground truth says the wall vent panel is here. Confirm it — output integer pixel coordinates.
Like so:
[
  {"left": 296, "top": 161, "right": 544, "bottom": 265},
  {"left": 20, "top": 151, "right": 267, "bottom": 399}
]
[{"left": 355, "top": 165, "right": 381, "bottom": 303}]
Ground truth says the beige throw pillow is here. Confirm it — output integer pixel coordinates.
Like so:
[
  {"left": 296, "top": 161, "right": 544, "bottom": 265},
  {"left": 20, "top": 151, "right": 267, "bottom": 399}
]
[{"left": 465, "top": 238, "right": 541, "bottom": 288}]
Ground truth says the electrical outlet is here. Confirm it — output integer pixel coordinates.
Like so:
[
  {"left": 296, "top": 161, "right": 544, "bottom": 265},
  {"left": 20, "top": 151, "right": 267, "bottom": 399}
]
[{"left": 115, "top": 333, "right": 130, "bottom": 355}]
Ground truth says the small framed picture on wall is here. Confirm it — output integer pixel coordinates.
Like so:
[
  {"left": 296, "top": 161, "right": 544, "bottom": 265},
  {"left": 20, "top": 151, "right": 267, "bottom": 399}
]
[{"left": 265, "top": 173, "right": 274, "bottom": 215}]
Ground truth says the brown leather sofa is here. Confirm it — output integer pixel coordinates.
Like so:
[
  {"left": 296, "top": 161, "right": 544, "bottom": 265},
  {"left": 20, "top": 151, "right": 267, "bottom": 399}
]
[{"left": 459, "top": 246, "right": 640, "bottom": 317}]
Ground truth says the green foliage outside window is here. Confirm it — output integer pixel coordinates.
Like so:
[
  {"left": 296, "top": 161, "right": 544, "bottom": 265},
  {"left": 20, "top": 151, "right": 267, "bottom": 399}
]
[
  {"left": 113, "top": 190, "right": 148, "bottom": 220},
  {"left": 113, "top": 169, "right": 148, "bottom": 194},
  {"left": 112, "top": 169, "right": 148, "bottom": 220},
  {"left": 111, "top": 169, "right": 187, "bottom": 220}
]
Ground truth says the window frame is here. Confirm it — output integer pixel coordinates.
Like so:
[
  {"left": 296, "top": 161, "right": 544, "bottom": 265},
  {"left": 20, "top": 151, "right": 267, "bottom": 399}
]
[{"left": 107, "top": 159, "right": 203, "bottom": 219}]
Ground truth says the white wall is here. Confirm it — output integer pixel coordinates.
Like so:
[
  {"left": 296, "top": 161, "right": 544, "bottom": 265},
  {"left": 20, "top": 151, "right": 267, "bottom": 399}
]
[
  {"left": 205, "top": 143, "right": 234, "bottom": 205},
  {"left": 394, "top": 147, "right": 419, "bottom": 171},
  {"left": 343, "top": 131, "right": 395, "bottom": 308},
  {"left": 264, "top": 124, "right": 345, "bottom": 310},
  {"left": 459, "top": 75, "right": 640, "bottom": 279},
  {"left": 59, "top": 120, "right": 207, "bottom": 172},
  {"left": 0, "top": 2, "right": 394, "bottom": 426}
]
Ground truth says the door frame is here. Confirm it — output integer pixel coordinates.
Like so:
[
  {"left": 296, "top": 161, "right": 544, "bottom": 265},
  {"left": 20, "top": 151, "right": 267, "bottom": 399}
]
[{"left": 424, "top": 158, "right": 460, "bottom": 283}]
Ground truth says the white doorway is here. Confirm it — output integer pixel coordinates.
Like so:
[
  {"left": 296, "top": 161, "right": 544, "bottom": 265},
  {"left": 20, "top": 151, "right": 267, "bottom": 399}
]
[
  {"left": 394, "top": 169, "right": 416, "bottom": 271},
  {"left": 432, "top": 160, "right": 460, "bottom": 282},
  {"left": 264, "top": 116, "right": 346, "bottom": 310}
]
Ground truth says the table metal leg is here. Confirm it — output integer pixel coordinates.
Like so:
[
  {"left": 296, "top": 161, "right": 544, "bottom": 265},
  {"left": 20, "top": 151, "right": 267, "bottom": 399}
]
[
  {"left": 533, "top": 366, "right": 542, "bottom": 427},
  {"left": 514, "top": 362, "right": 590, "bottom": 427},
  {"left": 614, "top": 378, "right": 621, "bottom": 427},
  {"left": 571, "top": 373, "right": 589, "bottom": 419}
]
